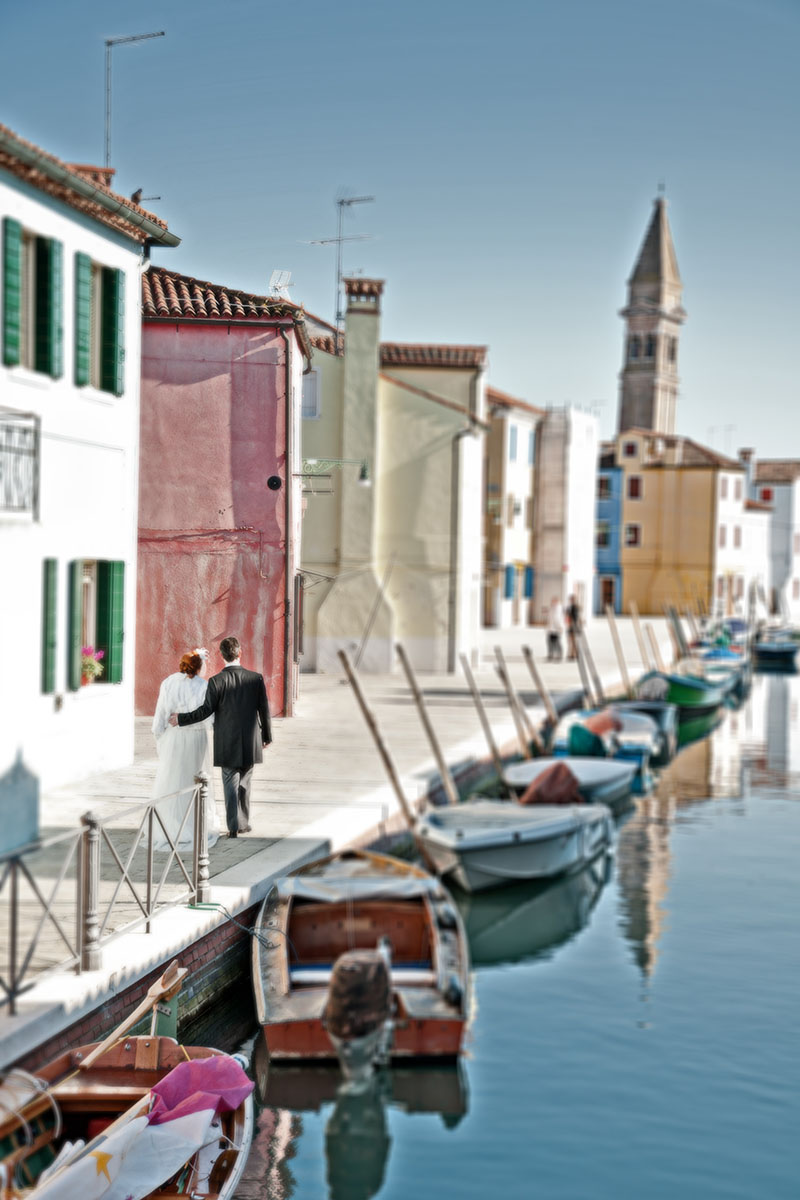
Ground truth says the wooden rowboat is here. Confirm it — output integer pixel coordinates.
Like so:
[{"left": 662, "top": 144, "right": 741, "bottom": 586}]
[
  {"left": 252, "top": 849, "right": 471, "bottom": 1064},
  {"left": 0, "top": 962, "right": 254, "bottom": 1199}
]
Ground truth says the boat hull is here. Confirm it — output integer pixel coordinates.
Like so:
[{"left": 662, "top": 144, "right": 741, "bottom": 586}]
[{"left": 503, "top": 756, "right": 636, "bottom": 814}]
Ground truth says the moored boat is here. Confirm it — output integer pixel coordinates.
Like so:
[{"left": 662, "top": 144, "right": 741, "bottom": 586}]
[
  {"left": 252, "top": 849, "right": 470, "bottom": 1065},
  {"left": 752, "top": 637, "right": 799, "bottom": 671},
  {"left": 0, "top": 963, "right": 254, "bottom": 1200},
  {"left": 416, "top": 799, "right": 613, "bottom": 894},
  {"left": 635, "top": 669, "right": 726, "bottom": 718},
  {"left": 503, "top": 756, "right": 637, "bottom": 814},
  {"left": 549, "top": 708, "right": 659, "bottom": 791},
  {"left": 611, "top": 699, "right": 679, "bottom": 767}
]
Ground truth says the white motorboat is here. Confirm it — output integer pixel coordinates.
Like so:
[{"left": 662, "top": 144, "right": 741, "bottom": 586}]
[
  {"left": 416, "top": 799, "right": 613, "bottom": 894},
  {"left": 503, "top": 756, "right": 637, "bottom": 813}
]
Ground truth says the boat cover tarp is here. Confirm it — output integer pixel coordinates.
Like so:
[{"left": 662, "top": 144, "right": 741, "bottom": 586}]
[{"left": 278, "top": 876, "right": 441, "bottom": 903}]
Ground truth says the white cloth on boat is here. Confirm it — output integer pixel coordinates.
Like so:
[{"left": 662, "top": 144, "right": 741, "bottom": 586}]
[{"left": 151, "top": 673, "right": 219, "bottom": 850}]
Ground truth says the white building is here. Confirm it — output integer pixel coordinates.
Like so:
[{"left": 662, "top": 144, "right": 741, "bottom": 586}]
[
  {"left": 752, "top": 460, "right": 800, "bottom": 621},
  {"left": 531, "top": 407, "right": 598, "bottom": 623},
  {"left": 0, "top": 124, "right": 178, "bottom": 791}
]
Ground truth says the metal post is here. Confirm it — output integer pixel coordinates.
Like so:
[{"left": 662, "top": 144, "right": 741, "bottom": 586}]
[
  {"left": 396, "top": 643, "right": 459, "bottom": 805},
  {"left": 80, "top": 812, "right": 101, "bottom": 970},
  {"left": 146, "top": 806, "right": 154, "bottom": 935},
  {"left": 9, "top": 860, "right": 18, "bottom": 1014},
  {"left": 194, "top": 773, "right": 211, "bottom": 903}
]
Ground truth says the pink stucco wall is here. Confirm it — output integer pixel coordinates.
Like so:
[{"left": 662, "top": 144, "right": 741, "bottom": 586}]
[{"left": 136, "top": 321, "right": 292, "bottom": 715}]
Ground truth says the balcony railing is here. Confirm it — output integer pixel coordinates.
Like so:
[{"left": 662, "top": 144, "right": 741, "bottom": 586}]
[
  {"left": 0, "top": 773, "right": 211, "bottom": 1014},
  {"left": 0, "top": 410, "right": 40, "bottom": 518}
]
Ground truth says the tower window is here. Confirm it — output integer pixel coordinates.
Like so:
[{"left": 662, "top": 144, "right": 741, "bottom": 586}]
[
  {"left": 668, "top": 337, "right": 677, "bottom": 363},
  {"left": 644, "top": 335, "right": 655, "bottom": 359},
  {"left": 628, "top": 336, "right": 641, "bottom": 361}
]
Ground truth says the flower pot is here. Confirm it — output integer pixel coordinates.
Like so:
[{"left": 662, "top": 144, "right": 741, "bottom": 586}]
[{"left": 81, "top": 675, "right": 93, "bottom": 687}]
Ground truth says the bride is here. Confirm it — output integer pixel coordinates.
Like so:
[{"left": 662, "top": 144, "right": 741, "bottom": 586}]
[{"left": 151, "top": 649, "right": 219, "bottom": 851}]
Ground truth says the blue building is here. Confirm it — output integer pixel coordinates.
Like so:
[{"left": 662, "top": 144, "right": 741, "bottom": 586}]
[{"left": 594, "top": 449, "right": 623, "bottom": 614}]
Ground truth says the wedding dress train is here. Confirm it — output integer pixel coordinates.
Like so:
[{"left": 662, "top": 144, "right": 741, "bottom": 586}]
[{"left": 151, "top": 673, "right": 220, "bottom": 851}]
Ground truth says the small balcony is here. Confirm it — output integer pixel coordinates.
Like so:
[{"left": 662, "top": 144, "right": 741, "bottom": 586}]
[{"left": 0, "top": 409, "right": 40, "bottom": 519}]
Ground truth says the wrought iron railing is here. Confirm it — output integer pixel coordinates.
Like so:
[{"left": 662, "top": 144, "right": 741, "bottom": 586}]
[
  {"left": 0, "top": 773, "right": 211, "bottom": 1014},
  {"left": 0, "top": 411, "right": 40, "bottom": 518}
]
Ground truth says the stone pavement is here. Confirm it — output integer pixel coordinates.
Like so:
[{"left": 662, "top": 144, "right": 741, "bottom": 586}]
[{"left": 0, "top": 617, "right": 671, "bottom": 1066}]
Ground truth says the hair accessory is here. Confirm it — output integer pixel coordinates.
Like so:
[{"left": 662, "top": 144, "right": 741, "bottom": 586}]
[{"left": 193, "top": 646, "right": 209, "bottom": 662}]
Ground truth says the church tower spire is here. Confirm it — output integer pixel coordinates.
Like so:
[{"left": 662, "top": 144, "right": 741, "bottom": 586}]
[{"left": 617, "top": 196, "right": 686, "bottom": 435}]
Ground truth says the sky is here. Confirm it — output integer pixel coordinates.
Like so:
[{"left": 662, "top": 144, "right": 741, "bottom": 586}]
[{"left": 3, "top": 0, "right": 798, "bottom": 456}]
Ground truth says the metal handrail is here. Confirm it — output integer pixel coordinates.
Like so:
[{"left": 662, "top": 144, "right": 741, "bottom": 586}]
[{"left": 0, "top": 773, "right": 211, "bottom": 1013}]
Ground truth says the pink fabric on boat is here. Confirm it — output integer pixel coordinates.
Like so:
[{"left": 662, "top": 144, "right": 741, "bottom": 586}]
[{"left": 147, "top": 1054, "right": 253, "bottom": 1125}]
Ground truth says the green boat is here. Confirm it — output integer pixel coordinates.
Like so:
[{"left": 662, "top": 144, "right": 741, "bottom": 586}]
[{"left": 636, "top": 670, "right": 725, "bottom": 719}]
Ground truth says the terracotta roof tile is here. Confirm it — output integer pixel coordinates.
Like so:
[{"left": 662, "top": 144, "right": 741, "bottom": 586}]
[
  {"left": 746, "top": 499, "right": 773, "bottom": 511},
  {"left": 344, "top": 277, "right": 384, "bottom": 298},
  {"left": 141, "top": 267, "right": 312, "bottom": 361},
  {"left": 753, "top": 460, "right": 800, "bottom": 484},
  {"left": 381, "top": 343, "right": 488, "bottom": 369},
  {"left": 0, "top": 123, "right": 172, "bottom": 244},
  {"left": 486, "top": 385, "right": 544, "bottom": 417}
]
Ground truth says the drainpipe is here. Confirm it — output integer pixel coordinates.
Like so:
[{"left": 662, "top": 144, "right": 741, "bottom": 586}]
[
  {"left": 447, "top": 372, "right": 481, "bottom": 671},
  {"left": 279, "top": 328, "right": 294, "bottom": 717}
]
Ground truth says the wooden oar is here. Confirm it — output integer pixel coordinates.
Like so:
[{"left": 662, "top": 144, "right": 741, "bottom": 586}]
[{"left": 78, "top": 960, "right": 187, "bottom": 1070}]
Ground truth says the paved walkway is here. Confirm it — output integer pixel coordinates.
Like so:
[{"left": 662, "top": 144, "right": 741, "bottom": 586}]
[{"left": 0, "top": 617, "right": 671, "bottom": 1066}]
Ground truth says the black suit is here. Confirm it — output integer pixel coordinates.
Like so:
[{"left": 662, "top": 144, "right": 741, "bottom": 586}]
[{"left": 178, "top": 665, "right": 271, "bottom": 834}]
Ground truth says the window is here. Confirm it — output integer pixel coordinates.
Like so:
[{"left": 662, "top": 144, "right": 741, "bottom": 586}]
[
  {"left": 735, "top": 576, "right": 744, "bottom": 600},
  {"left": 67, "top": 559, "right": 125, "bottom": 690},
  {"left": 720, "top": 476, "right": 728, "bottom": 499},
  {"left": 733, "top": 526, "right": 741, "bottom": 548},
  {"left": 596, "top": 521, "right": 611, "bottom": 549},
  {"left": 627, "top": 475, "right": 642, "bottom": 500},
  {"left": 623, "top": 441, "right": 637, "bottom": 458},
  {"left": 719, "top": 525, "right": 727, "bottom": 548},
  {"left": 301, "top": 370, "right": 320, "bottom": 419},
  {"left": 644, "top": 335, "right": 655, "bottom": 359},
  {"left": 734, "top": 478, "right": 742, "bottom": 500},
  {"left": 628, "top": 336, "right": 640, "bottom": 360},
  {"left": 74, "top": 254, "right": 125, "bottom": 395},
  {"left": 41, "top": 559, "right": 58, "bottom": 694},
  {"left": 527, "top": 429, "right": 535, "bottom": 466},
  {"left": 597, "top": 476, "right": 611, "bottom": 500},
  {"left": 3, "top": 219, "right": 63, "bottom": 377},
  {"left": 509, "top": 425, "right": 518, "bottom": 462},
  {"left": 624, "top": 524, "right": 640, "bottom": 547},
  {"left": 760, "top": 487, "right": 773, "bottom": 502},
  {"left": 504, "top": 564, "right": 515, "bottom": 600},
  {"left": 668, "top": 337, "right": 677, "bottom": 364}
]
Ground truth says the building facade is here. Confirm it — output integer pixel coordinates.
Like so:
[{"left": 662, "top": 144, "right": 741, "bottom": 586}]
[
  {"left": 137, "top": 267, "right": 310, "bottom": 716},
  {"left": 483, "top": 386, "right": 543, "bottom": 627},
  {"left": 0, "top": 123, "right": 178, "bottom": 789},
  {"left": 594, "top": 447, "right": 623, "bottom": 614},
  {"left": 300, "top": 279, "right": 487, "bottom": 673},
  {"left": 752, "top": 460, "right": 800, "bottom": 621}
]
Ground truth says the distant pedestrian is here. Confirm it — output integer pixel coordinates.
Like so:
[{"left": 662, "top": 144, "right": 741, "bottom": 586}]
[
  {"left": 546, "top": 597, "right": 564, "bottom": 661},
  {"left": 170, "top": 635, "right": 271, "bottom": 838},
  {"left": 566, "top": 594, "right": 582, "bottom": 661}
]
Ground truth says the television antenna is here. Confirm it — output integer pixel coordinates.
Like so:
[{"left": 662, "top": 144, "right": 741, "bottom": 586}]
[
  {"left": 104, "top": 31, "right": 165, "bottom": 167},
  {"left": 308, "top": 193, "right": 374, "bottom": 330},
  {"left": 269, "top": 270, "right": 294, "bottom": 301}
]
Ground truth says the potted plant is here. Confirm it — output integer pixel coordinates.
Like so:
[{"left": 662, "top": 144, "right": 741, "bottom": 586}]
[{"left": 81, "top": 646, "right": 105, "bottom": 686}]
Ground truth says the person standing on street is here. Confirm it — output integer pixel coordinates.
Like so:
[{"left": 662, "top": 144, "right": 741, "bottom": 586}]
[
  {"left": 169, "top": 635, "right": 271, "bottom": 838},
  {"left": 566, "top": 594, "right": 582, "bottom": 661},
  {"left": 546, "top": 596, "right": 564, "bottom": 661}
]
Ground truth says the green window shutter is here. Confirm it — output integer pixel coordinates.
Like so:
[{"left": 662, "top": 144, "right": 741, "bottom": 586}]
[
  {"left": 100, "top": 267, "right": 125, "bottom": 396},
  {"left": 3, "top": 217, "right": 23, "bottom": 367},
  {"left": 34, "top": 238, "right": 63, "bottom": 377},
  {"left": 41, "top": 559, "right": 58, "bottom": 694},
  {"left": 74, "top": 253, "right": 92, "bottom": 386},
  {"left": 67, "top": 560, "right": 84, "bottom": 691},
  {"left": 96, "top": 560, "right": 125, "bottom": 683}
]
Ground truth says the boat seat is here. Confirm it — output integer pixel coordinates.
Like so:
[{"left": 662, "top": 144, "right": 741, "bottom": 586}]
[{"left": 289, "top": 965, "right": 436, "bottom": 987}]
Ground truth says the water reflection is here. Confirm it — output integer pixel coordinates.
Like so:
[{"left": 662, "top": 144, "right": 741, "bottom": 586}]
[
  {"left": 615, "top": 673, "right": 800, "bottom": 982},
  {"left": 246, "top": 1037, "right": 468, "bottom": 1199},
  {"left": 453, "top": 853, "right": 611, "bottom": 967}
]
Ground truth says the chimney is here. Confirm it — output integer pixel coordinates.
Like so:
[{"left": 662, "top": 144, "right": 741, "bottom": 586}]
[{"left": 339, "top": 279, "right": 385, "bottom": 566}]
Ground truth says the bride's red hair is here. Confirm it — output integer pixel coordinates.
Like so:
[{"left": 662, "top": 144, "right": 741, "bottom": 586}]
[{"left": 179, "top": 652, "right": 203, "bottom": 678}]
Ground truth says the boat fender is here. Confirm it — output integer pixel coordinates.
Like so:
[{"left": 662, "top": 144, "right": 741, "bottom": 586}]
[
  {"left": 443, "top": 974, "right": 463, "bottom": 1010},
  {"left": 435, "top": 903, "right": 458, "bottom": 930},
  {"left": 231, "top": 1052, "right": 250, "bottom": 1073}
]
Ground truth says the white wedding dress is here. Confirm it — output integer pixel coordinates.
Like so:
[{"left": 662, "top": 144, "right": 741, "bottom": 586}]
[{"left": 151, "top": 673, "right": 219, "bottom": 851}]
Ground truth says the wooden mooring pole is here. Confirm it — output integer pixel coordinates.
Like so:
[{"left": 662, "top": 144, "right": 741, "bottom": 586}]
[
  {"left": 605, "top": 605, "right": 632, "bottom": 697},
  {"left": 645, "top": 623, "right": 667, "bottom": 673},
  {"left": 521, "top": 645, "right": 559, "bottom": 728},
  {"left": 396, "top": 642, "right": 459, "bottom": 805},
  {"left": 338, "top": 650, "right": 439, "bottom": 872},
  {"left": 460, "top": 653, "right": 506, "bottom": 781},
  {"left": 493, "top": 646, "right": 536, "bottom": 757},
  {"left": 580, "top": 630, "right": 606, "bottom": 705},
  {"left": 629, "top": 601, "right": 651, "bottom": 670}
]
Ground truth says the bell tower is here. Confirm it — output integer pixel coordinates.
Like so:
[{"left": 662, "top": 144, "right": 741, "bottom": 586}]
[{"left": 617, "top": 197, "right": 686, "bottom": 435}]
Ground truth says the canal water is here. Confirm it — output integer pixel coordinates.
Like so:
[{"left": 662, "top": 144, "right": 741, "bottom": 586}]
[{"left": 220, "top": 672, "right": 798, "bottom": 1199}]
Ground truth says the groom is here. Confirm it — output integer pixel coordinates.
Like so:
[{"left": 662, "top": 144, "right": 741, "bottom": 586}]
[{"left": 170, "top": 635, "right": 271, "bottom": 838}]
